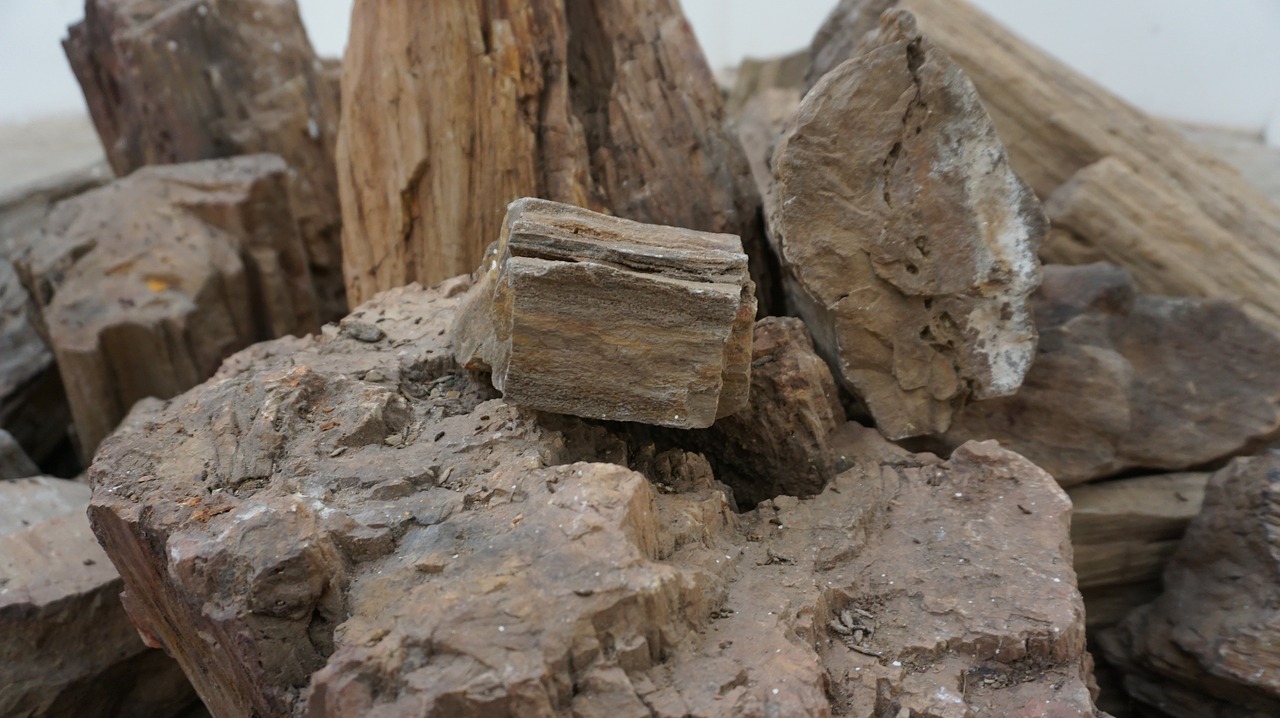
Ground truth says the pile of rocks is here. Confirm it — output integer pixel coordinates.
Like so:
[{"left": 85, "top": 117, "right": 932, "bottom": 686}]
[{"left": 4, "top": 0, "right": 1280, "bottom": 716}]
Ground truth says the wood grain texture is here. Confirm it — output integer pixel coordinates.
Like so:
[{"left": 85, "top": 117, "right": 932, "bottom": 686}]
[
  {"left": 812, "top": 0, "right": 1280, "bottom": 333},
  {"left": 453, "top": 198, "right": 755, "bottom": 429},
  {"left": 337, "top": 0, "right": 777, "bottom": 312}
]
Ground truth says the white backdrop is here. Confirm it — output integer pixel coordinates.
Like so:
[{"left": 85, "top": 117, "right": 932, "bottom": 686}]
[{"left": 1, "top": 0, "right": 1278, "bottom": 141}]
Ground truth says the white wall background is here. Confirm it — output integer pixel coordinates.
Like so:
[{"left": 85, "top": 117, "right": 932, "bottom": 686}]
[{"left": 1, "top": 0, "right": 1279, "bottom": 141}]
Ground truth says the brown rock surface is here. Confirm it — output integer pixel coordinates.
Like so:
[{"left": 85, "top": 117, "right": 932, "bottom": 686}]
[
  {"left": 14, "top": 154, "right": 319, "bottom": 462},
  {"left": 769, "top": 10, "right": 1045, "bottom": 440},
  {"left": 89, "top": 276, "right": 1104, "bottom": 717},
  {"left": 0, "top": 476, "right": 194, "bottom": 717},
  {"left": 941, "top": 264, "right": 1280, "bottom": 486},
  {"left": 810, "top": 0, "right": 1280, "bottom": 335},
  {"left": 1099, "top": 453, "right": 1280, "bottom": 717},
  {"left": 452, "top": 198, "right": 756, "bottom": 429},
  {"left": 1066, "top": 473, "right": 1208, "bottom": 629},
  {"left": 337, "top": 0, "right": 777, "bottom": 312},
  {"left": 65, "top": 0, "right": 346, "bottom": 317},
  {"left": 682, "top": 316, "right": 844, "bottom": 508}
]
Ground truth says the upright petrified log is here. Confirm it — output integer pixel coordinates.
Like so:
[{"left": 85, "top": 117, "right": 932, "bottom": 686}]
[
  {"left": 337, "top": 0, "right": 776, "bottom": 311},
  {"left": 453, "top": 198, "right": 755, "bottom": 429},
  {"left": 769, "top": 10, "right": 1044, "bottom": 439},
  {"left": 1100, "top": 454, "right": 1280, "bottom": 717},
  {"left": 941, "top": 264, "right": 1280, "bottom": 486},
  {"left": 811, "top": 0, "right": 1280, "bottom": 334},
  {"left": 87, "top": 277, "right": 1104, "bottom": 717},
  {"left": 65, "top": 0, "right": 346, "bottom": 317},
  {"left": 14, "top": 155, "right": 319, "bottom": 462}
]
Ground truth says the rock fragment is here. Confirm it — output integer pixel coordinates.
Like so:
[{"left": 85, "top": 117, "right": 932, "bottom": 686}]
[
  {"left": 14, "top": 155, "right": 319, "bottom": 461},
  {"left": 453, "top": 198, "right": 756, "bottom": 429},
  {"left": 941, "top": 264, "right": 1280, "bottom": 485},
  {"left": 337, "top": 0, "right": 777, "bottom": 311},
  {"left": 1099, "top": 453, "right": 1280, "bottom": 717},
  {"left": 769, "top": 10, "right": 1044, "bottom": 439},
  {"left": 0, "top": 477, "right": 195, "bottom": 717},
  {"left": 87, "top": 276, "right": 1105, "bottom": 717},
  {"left": 0, "top": 256, "right": 70, "bottom": 469},
  {"left": 65, "top": 0, "right": 346, "bottom": 317},
  {"left": 0, "top": 428, "right": 39, "bottom": 480}
]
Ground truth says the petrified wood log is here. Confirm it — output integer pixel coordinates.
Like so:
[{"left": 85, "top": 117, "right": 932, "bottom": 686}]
[
  {"left": 88, "top": 276, "right": 1104, "bottom": 717},
  {"left": 337, "top": 0, "right": 777, "bottom": 312},
  {"left": 811, "top": 0, "right": 1280, "bottom": 334},
  {"left": 0, "top": 477, "right": 195, "bottom": 717},
  {"left": 1100, "top": 453, "right": 1280, "bottom": 717},
  {"left": 1066, "top": 472, "right": 1208, "bottom": 629},
  {"left": 941, "top": 264, "right": 1280, "bottom": 486},
  {"left": 769, "top": 10, "right": 1044, "bottom": 440},
  {"left": 452, "top": 198, "right": 756, "bottom": 429},
  {"left": 65, "top": 0, "right": 346, "bottom": 317},
  {"left": 14, "top": 155, "right": 319, "bottom": 462}
]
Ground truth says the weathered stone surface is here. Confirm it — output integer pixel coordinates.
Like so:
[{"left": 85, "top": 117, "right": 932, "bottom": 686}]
[
  {"left": 0, "top": 477, "right": 194, "bottom": 717},
  {"left": 65, "top": 0, "right": 346, "bottom": 317},
  {"left": 1099, "top": 453, "right": 1280, "bottom": 717},
  {"left": 729, "top": 87, "right": 801, "bottom": 213},
  {"left": 337, "top": 0, "right": 777, "bottom": 312},
  {"left": 0, "top": 429, "right": 39, "bottom": 480},
  {"left": 14, "top": 155, "right": 319, "bottom": 462},
  {"left": 769, "top": 10, "right": 1044, "bottom": 440},
  {"left": 683, "top": 316, "right": 843, "bottom": 508},
  {"left": 0, "top": 256, "right": 70, "bottom": 469},
  {"left": 88, "top": 276, "right": 1104, "bottom": 717},
  {"left": 941, "top": 264, "right": 1280, "bottom": 486},
  {"left": 810, "top": 0, "right": 1280, "bottom": 335},
  {"left": 453, "top": 198, "right": 756, "bottom": 429},
  {"left": 1067, "top": 472, "right": 1208, "bottom": 629}
]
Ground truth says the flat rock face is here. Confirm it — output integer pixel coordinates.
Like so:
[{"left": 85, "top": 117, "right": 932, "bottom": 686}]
[
  {"left": 65, "top": 0, "right": 345, "bottom": 317},
  {"left": 769, "top": 10, "right": 1044, "bottom": 440},
  {"left": 0, "top": 477, "right": 194, "bottom": 717},
  {"left": 89, "top": 277, "right": 1103, "bottom": 717},
  {"left": 453, "top": 198, "right": 755, "bottom": 429},
  {"left": 337, "top": 0, "right": 777, "bottom": 312},
  {"left": 941, "top": 264, "right": 1280, "bottom": 486},
  {"left": 1099, "top": 453, "right": 1280, "bottom": 717},
  {"left": 14, "top": 155, "right": 319, "bottom": 461}
]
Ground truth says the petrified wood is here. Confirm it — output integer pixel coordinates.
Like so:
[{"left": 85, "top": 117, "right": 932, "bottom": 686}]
[
  {"left": 941, "top": 264, "right": 1280, "bottom": 486},
  {"left": 336, "top": 0, "right": 777, "bottom": 311},
  {"left": 87, "top": 276, "right": 1105, "bottom": 717},
  {"left": 453, "top": 198, "right": 756, "bottom": 429},
  {"left": 14, "top": 155, "right": 319, "bottom": 461},
  {"left": 769, "top": 10, "right": 1044, "bottom": 440},
  {"left": 811, "top": 0, "right": 1280, "bottom": 334},
  {"left": 65, "top": 0, "right": 346, "bottom": 317}
]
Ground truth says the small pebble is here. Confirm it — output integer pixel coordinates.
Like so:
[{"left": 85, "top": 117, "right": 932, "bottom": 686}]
[{"left": 343, "top": 321, "right": 385, "bottom": 343}]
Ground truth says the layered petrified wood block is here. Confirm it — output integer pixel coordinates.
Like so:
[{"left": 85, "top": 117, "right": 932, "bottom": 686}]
[{"left": 454, "top": 198, "right": 756, "bottom": 429}]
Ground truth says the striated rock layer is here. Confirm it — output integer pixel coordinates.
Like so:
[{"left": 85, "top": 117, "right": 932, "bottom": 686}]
[
  {"left": 452, "top": 198, "right": 756, "bottom": 429},
  {"left": 769, "top": 10, "right": 1044, "bottom": 439},
  {"left": 14, "top": 155, "right": 319, "bottom": 461},
  {"left": 337, "top": 0, "right": 777, "bottom": 311},
  {"left": 89, "top": 277, "right": 1104, "bottom": 717}
]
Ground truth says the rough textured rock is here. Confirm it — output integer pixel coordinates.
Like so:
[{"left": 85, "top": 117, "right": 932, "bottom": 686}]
[
  {"left": 65, "top": 0, "right": 345, "bottom": 317},
  {"left": 452, "top": 198, "right": 756, "bottom": 429},
  {"left": 941, "top": 264, "right": 1280, "bottom": 486},
  {"left": 769, "top": 10, "right": 1044, "bottom": 440},
  {"left": 682, "top": 316, "right": 843, "bottom": 508},
  {"left": 1066, "top": 473, "right": 1208, "bottom": 629},
  {"left": 0, "top": 429, "right": 39, "bottom": 480},
  {"left": 729, "top": 88, "right": 802, "bottom": 213},
  {"left": 14, "top": 155, "right": 319, "bottom": 462},
  {"left": 337, "top": 0, "right": 777, "bottom": 312},
  {"left": 810, "top": 0, "right": 1280, "bottom": 335},
  {"left": 1099, "top": 453, "right": 1280, "bottom": 717},
  {"left": 0, "top": 477, "right": 195, "bottom": 717},
  {"left": 0, "top": 256, "right": 70, "bottom": 469},
  {"left": 88, "top": 276, "right": 1104, "bottom": 717}
]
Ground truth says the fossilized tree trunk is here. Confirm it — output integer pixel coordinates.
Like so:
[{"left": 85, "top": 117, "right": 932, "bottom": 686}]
[{"left": 337, "top": 0, "right": 777, "bottom": 311}]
